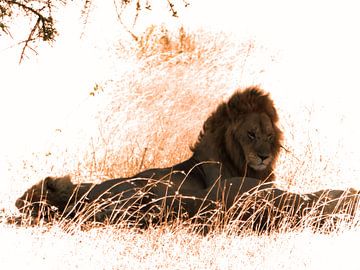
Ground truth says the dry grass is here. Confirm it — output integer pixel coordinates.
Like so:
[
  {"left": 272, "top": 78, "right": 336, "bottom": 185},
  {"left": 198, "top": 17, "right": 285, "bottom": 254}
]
[
  {"left": 81, "top": 25, "right": 276, "bottom": 178},
  {"left": 1, "top": 25, "right": 360, "bottom": 269},
  {"left": 1, "top": 222, "right": 360, "bottom": 270}
]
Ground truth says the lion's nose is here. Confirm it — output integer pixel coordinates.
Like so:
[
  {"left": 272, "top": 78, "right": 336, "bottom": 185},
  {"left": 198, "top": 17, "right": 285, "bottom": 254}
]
[
  {"left": 258, "top": 154, "right": 269, "bottom": 162},
  {"left": 15, "top": 199, "right": 24, "bottom": 209}
]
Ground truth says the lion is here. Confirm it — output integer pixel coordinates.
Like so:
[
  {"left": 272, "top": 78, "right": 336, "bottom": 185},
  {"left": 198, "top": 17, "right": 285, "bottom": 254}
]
[
  {"left": 16, "top": 86, "right": 285, "bottom": 225},
  {"left": 176, "top": 178, "right": 360, "bottom": 231},
  {"left": 15, "top": 175, "right": 360, "bottom": 231},
  {"left": 15, "top": 175, "right": 151, "bottom": 223}
]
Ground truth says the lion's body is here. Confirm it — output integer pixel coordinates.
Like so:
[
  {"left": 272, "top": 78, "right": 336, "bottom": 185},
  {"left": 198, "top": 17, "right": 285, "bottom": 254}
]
[
  {"left": 15, "top": 175, "right": 360, "bottom": 231},
  {"left": 16, "top": 86, "right": 359, "bottom": 230}
]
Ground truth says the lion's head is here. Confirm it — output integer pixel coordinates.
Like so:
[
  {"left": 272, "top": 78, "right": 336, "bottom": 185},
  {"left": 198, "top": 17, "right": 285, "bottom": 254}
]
[
  {"left": 15, "top": 176, "right": 78, "bottom": 217},
  {"left": 192, "top": 86, "right": 283, "bottom": 182}
]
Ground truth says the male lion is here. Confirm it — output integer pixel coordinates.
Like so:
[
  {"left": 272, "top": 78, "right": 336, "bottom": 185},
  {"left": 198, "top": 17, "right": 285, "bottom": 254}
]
[{"left": 16, "top": 86, "right": 285, "bottom": 224}]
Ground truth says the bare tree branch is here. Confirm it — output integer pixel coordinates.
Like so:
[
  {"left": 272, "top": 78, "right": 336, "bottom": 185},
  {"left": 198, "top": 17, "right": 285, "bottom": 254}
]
[
  {"left": 19, "top": 18, "right": 40, "bottom": 63},
  {"left": 2, "top": 0, "right": 57, "bottom": 62},
  {"left": 1, "top": 0, "right": 190, "bottom": 62},
  {"left": 5, "top": 0, "right": 49, "bottom": 21}
]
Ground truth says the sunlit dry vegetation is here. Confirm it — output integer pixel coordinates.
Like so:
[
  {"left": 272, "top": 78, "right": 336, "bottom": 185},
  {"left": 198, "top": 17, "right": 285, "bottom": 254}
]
[
  {"left": 1, "top": 25, "right": 360, "bottom": 269},
  {"left": 85, "top": 26, "right": 274, "bottom": 178}
]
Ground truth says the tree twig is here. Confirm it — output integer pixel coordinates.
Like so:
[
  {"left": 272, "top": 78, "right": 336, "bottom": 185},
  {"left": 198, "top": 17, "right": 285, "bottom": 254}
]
[
  {"left": 167, "top": 0, "right": 178, "bottom": 17},
  {"left": 18, "top": 18, "right": 40, "bottom": 63},
  {"left": 5, "top": 0, "right": 55, "bottom": 62},
  {"left": 5, "top": 0, "right": 51, "bottom": 22}
]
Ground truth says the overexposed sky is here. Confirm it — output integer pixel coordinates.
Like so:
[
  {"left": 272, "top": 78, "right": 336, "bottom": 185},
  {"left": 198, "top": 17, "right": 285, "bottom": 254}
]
[{"left": 186, "top": 0, "right": 360, "bottom": 99}]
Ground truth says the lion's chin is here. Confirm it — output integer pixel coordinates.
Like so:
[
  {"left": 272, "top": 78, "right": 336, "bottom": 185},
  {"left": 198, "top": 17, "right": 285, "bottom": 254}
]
[{"left": 249, "top": 164, "right": 267, "bottom": 171}]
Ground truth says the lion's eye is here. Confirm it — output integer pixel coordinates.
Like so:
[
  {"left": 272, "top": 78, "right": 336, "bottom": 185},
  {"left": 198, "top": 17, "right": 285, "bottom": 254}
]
[
  {"left": 248, "top": 131, "right": 256, "bottom": 140},
  {"left": 268, "top": 134, "right": 274, "bottom": 141}
]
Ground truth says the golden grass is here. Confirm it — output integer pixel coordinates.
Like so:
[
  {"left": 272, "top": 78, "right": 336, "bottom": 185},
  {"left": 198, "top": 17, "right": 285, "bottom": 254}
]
[{"left": 1, "top": 25, "right": 360, "bottom": 269}]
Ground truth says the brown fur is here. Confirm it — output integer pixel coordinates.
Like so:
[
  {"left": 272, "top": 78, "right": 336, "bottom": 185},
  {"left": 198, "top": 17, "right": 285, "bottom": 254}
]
[{"left": 191, "top": 86, "right": 283, "bottom": 186}]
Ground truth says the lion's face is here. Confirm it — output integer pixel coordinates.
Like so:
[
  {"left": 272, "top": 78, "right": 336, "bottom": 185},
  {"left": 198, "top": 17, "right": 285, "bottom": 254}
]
[{"left": 229, "top": 112, "right": 281, "bottom": 172}]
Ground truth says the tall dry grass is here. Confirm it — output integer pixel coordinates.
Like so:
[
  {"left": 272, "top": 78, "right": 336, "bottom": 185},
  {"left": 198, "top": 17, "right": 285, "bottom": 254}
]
[{"left": 78, "top": 25, "right": 277, "bottom": 178}]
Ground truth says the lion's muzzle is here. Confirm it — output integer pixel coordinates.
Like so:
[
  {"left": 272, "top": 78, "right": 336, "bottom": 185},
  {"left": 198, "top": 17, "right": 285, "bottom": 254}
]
[{"left": 247, "top": 153, "right": 273, "bottom": 171}]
